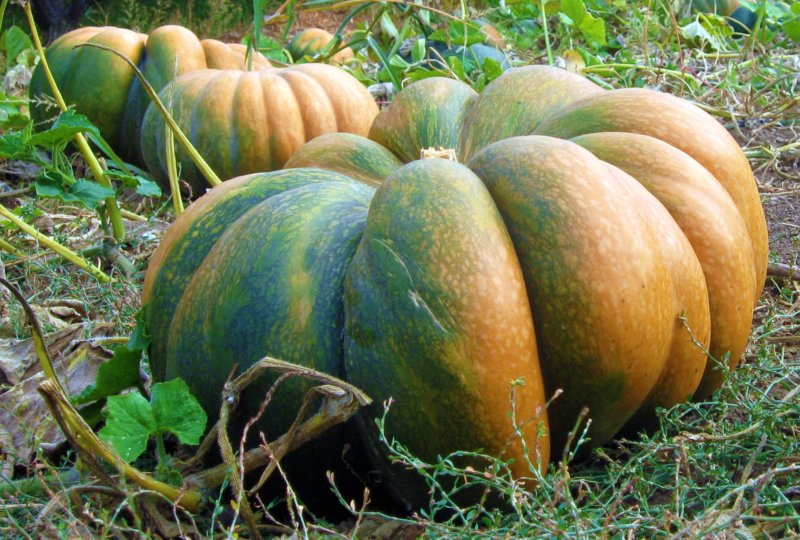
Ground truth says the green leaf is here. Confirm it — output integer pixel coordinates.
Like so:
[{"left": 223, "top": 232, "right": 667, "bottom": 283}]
[
  {"left": 560, "top": 0, "right": 606, "bottom": 44},
  {"left": 411, "top": 37, "right": 426, "bottom": 64},
  {"left": 785, "top": 18, "right": 800, "bottom": 42},
  {"left": 128, "top": 308, "right": 152, "bottom": 351},
  {"left": 429, "top": 21, "right": 485, "bottom": 47},
  {"left": 150, "top": 379, "right": 207, "bottom": 446},
  {"left": 69, "top": 179, "right": 116, "bottom": 206},
  {"left": 560, "top": 0, "right": 588, "bottom": 24},
  {"left": 36, "top": 173, "right": 114, "bottom": 210},
  {"left": 482, "top": 57, "right": 504, "bottom": 82},
  {"left": 380, "top": 11, "right": 399, "bottom": 42},
  {"left": 0, "top": 122, "right": 33, "bottom": 159},
  {"left": 99, "top": 391, "right": 156, "bottom": 462},
  {"left": 29, "top": 110, "right": 100, "bottom": 148},
  {"left": 447, "top": 56, "right": 467, "bottom": 80},
  {"left": 105, "top": 169, "right": 161, "bottom": 197},
  {"left": 2, "top": 26, "right": 33, "bottom": 66},
  {"left": 73, "top": 346, "right": 143, "bottom": 405},
  {"left": 98, "top": 378, "right": 206, "bottom": 463},
  {"left": 681, "top": 16, "right": 731, "bottom": 51},
  {"left": 404, "top": 68, "right": 443, "bottom": 82}
]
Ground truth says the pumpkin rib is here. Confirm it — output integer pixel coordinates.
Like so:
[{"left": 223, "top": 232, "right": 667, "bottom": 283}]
[
  {"left": 602, "top": 164, "right": 711, "bottom": 431},
  {"left": 285, "top": 63, "right": 379, "bottom": 136},
  {"left": 368, "top": 77, "right": 478, "bottom": 162},
  {"left": 144, "top": 169, "right": 365, "bottom": 381},
  {"left": 572, "top": 132, "right": 756, "bottom": 398},
  {"left": 345, "top": 158, "right": 549, "bottom": 507},
  {"left": 534, "top": 89, "right": 767, "bottom": 304},
  {"left": 277, "top": 69, "right": 338, "bottom": 141},
  {"left": 260, "top": 72, "right": 313, "bottom": 169},
  {"left": 285, "top": 132, "right": 404, "bottom": 186},
  {"left": 468, "top": 135, "right": 676, "bottom": 450},
  {"left": 458, "top": 65, "right": 603, "bottom": 160}
]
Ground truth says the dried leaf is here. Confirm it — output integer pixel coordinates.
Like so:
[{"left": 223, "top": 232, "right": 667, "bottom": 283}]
[
  {"left": 563, "top": 49, "right": 586, "bottom": 75},
  {"left": 356, "top": 516, "right": 425, "bottom": 539},
  {"left": 0, "top": 324, "right": 114, "bottom": 464}
]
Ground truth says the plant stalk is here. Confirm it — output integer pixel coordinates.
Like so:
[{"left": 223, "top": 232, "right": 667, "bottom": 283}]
[
  {"left": 23, "top": 1, "right": 126, "bottom": 242},
  {"left": 539, "top": 0, "right": 553, "bottom": 65},
  {"left": 0, "top": 204, "right": 112, "bottom": 282},
  {"left": 0, "top": 237, "right": 24, "bottom": 258},
  {"left": 76, "top": 42, "right": 222, "bottom": 188},
  {"left": 0, "top": 277, "right": 65, "bottom": 393}
]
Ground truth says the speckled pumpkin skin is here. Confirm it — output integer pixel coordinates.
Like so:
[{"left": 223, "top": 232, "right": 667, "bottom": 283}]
[{"left": 144, "top": 65, "right": 765, "bottom": 510}]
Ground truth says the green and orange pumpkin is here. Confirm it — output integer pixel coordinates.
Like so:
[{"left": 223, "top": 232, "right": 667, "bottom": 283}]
[
  {"left": 143, "top": 65, "right": 766, "bottom": 508},
  {"left": 286, "top": 28, "right": 355, "bottom": 65},
  {"left": 29, "top": 25, "right": 379, "bottom": 192},
  {"left": 29, "top": 25, "right": 273, "bottom": 164}
]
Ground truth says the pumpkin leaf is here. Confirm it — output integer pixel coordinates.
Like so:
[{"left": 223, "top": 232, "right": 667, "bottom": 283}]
[
  {"left": 98, "top": 391, "right": 156, "bottom": 463},
  {"left": 98, "top": 379, "right": 206, "bottom": 463},
  {"left": 429, "top": 20, "right": 485, "bottom": 47},
  {"left": 482, "top": 57, "right": 504, "bottom": 82},
  {"left": 0, "top": 121, "right": 33, "bottom": 159},
  {"left": 128, "top": 308, "right": 152, "bottom": 352},
  {"left": 150, "top": 378, "right": 207, "bottom": 447},
  {"left": 680, "top": 16, "right": 731, "bottom": 51},
  {"left": 559, "top": 0, "right": 606, "bottom": 45},
  {"left": 29, "top": 110, "right": 100, "bottom": 148},
  {"left": 1, "top": 26, "right": 33, "bottom": 68},
  {"left": 73, "top": 345, "right": 142, "bottom": 405},
  {"left": 105, "top": 169, "right": 162, "bottom": 197},
  {"left": 35, "top": 174, "right": 115, "bottom": 210}
]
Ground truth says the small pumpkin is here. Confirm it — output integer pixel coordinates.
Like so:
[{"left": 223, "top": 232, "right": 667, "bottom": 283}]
[
  {"left": 143, "top": 65, "right": 766, "bottom": 509},
  {"left": 287, "top": 28, "right": 355, "bottom": 65},
  {"left": 29, "top": 25, "right": 272, "bottom": 164}
]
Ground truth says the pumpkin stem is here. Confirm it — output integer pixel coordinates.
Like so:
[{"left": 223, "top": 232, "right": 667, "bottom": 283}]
[{"left": 420, "top": 147, "right": 458, "bottom": 161}]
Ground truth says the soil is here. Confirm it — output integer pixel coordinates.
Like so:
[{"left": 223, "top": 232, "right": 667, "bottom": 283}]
[{"left": 743, "top": 125, "right": 800, "bottom": 267}]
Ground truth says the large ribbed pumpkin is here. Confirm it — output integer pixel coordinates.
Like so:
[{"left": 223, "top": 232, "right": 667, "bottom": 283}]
[
  {"left": 143, "top": 65, "right": 766, "bottom": 509},
  {"left": 29, "top": 25, "right": 273, "bottom": 164}
]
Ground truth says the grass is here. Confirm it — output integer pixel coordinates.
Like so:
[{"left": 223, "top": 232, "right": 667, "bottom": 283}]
[
  {"left": 1, "top": 0, "right": 799, "bottom": 537},
  {"left": 352, "top": 289, "right": 799, "bottom": 537}
]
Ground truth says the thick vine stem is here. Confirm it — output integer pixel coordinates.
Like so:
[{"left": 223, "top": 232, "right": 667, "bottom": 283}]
[
  {"left": 0, "top": 277, "right": 65, "bottom": 393},
  {"left": 75, "top": 43, "right": 222, "bottom": 188},
  {"left": 0, "top": 204, "right": 112, "bottom": 282},
  {"left": 0, "top": 236, "right": 24, "bottom": 258},
  {"left": 23, "top": 1, "right": 126, "bottom": 242},
  {"left": 37, "top": 379, "right": 203, "bottom": 512},
  {"left": 186, "top": 357, "right": 370, "bottom": 490},
  {"left": 164, "top": 79, "right": 185, "bottom": 216}
]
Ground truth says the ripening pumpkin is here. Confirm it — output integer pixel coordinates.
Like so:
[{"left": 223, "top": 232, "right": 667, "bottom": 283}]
[
  {"left": 29, "top": 25, "right": 377, "bottom": 190},
  {"left": 286, "top": 28, "right": 355, "bottom": 65},
  {"left": 139, "top": 63, "right": 379, "bottom": 193},
  {"left": 29, "top": 25, "right": 273, "bottom": 164},
  {"left": 143, "top": 65, "right": 766, "bottom": 509}
]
